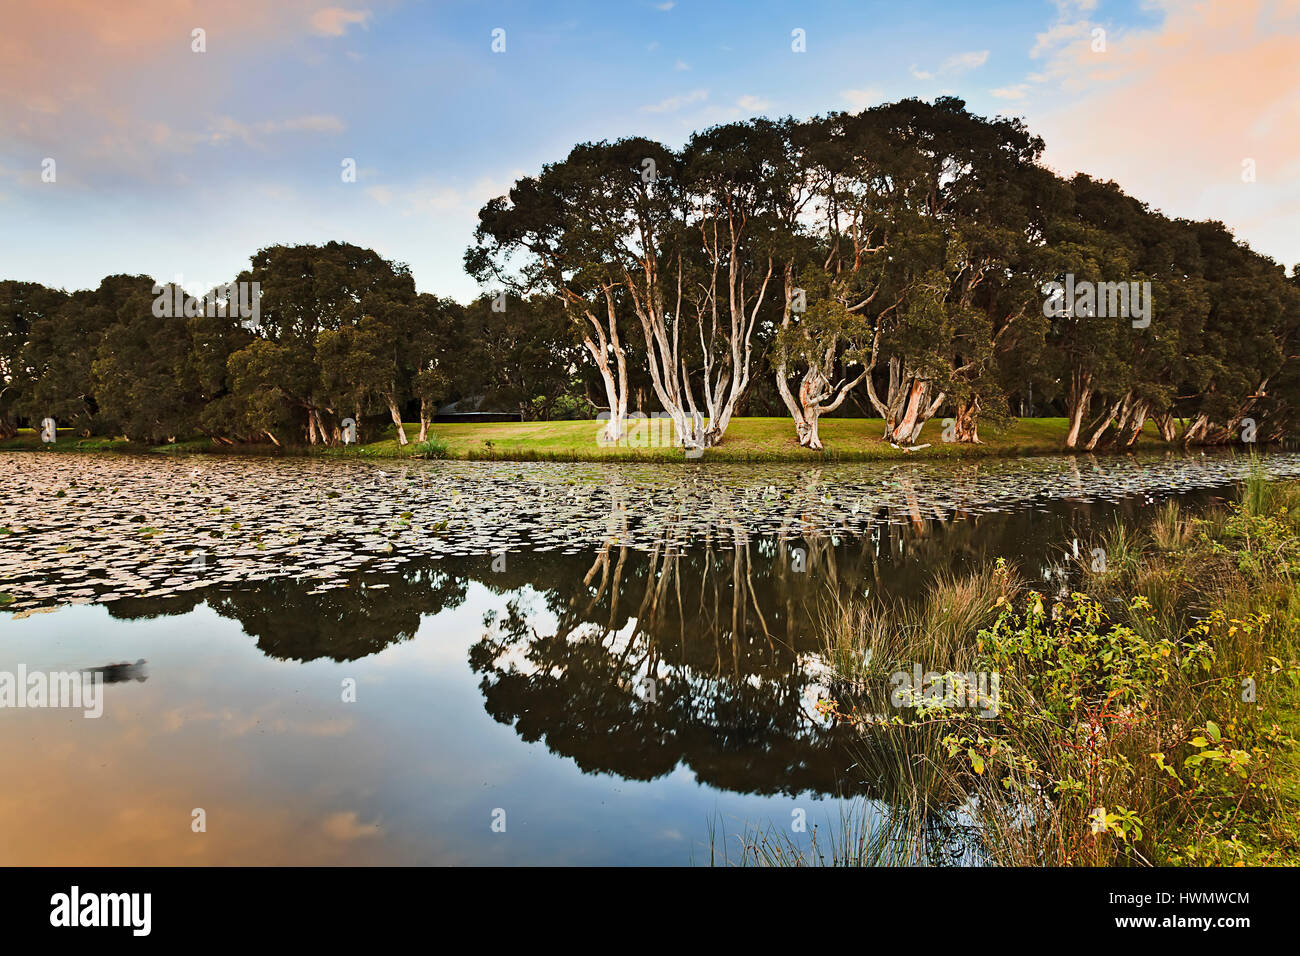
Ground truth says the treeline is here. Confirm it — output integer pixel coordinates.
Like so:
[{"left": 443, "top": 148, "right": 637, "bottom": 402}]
[
  {"left": 469, "top": 96, "right": 1300, "bottom": 450},
  {"left": 2, "top": 97, "right": 1298, "bottom": 450},
  {"left": 0, "top": 247, "right": 582, "bottom": 445}
]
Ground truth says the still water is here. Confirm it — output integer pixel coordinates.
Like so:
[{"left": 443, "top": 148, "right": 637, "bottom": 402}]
[{"left": 2, "top": 450, "right": 1298, "bottom": 864}]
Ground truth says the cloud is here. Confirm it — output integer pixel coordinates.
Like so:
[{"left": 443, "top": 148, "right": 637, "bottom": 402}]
[
  {"left": 310, "top": 7, "right": 372, "bottom": 37},
  {"left": 207, "top": 114, "right": 345, "bottom": 147},
  {"left": 321, "top": 811, "right": 382, "bottom": 841},
  {"left": 641, "top": 88, "right": 708, "bottom": 113},
  {"left": 655, "top": 1, "right": 676, "bottom": 9},
  {"left": 1019, "top": 0, "right": 1300, "bottom": 268},
  {"left": 990, "top": 84, "right": 1030, "bottom": 100},
  {"left": 0, "top": 0, "right": 368, "bottom": 184},
  {"left": 281, "top": 115, "right": 346, "bottom": 133},
  {"left": 943, "top": 50, "right": 989, "bottom": 72},
  {"left": 841, "top": 87, "right": 883, "bottom": 109},
  {"left": 911, "top": 50, "right": 988, "bottom": 81},
  {"left": 680, "top": 95, "right": 778, "bottom": 127},
  {"left": 1051, "top": 0, "right": 1098, "bottom": 13},
  {"left": 1031, "top": 20, "right": 1092, "bottom": 58},
  {"left": 362, "top": 173, "right": 522, "bottom": 219},
  {"left": 674, "top": 59, "right": 690, "bottom": 71}
]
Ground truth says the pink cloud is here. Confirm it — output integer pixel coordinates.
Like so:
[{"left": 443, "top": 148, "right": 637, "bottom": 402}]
[
  {"left": 310, "top": 7, "right": 373, "bottom": 37},
  {"left": 1017, "top": 0, "right": 1300, "bottom": 267}
]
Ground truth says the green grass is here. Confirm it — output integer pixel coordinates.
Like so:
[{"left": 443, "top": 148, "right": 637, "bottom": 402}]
[{"left": 0, "top": 416, "right": 1176, "bottom": 463}]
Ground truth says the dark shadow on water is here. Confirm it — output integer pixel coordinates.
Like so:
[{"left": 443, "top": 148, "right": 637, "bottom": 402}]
[{"left": 91, "top": 488, "right": 1230, "bottom": 801}]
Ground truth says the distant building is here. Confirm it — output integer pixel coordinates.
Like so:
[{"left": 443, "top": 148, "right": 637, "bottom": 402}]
[{"left": 434, "top": 396, "right": 523, "bottom": 423}]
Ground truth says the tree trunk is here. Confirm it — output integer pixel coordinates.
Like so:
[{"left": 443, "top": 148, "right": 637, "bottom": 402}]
[
  {"left": 308, "top": 408, "right": 331, "bottom": 446},
  {"left": 797, "top": 371, "right": 826, "bottom": 450},
  {"left": 589, "top": 349, "right": 626, "bottom": 443},
  {"left": 776, "top": 355, "right": 812, "bottom": 447},
  {"left": 775, "top": 264, "right": 814, "bottom": 447},
  {"left": 1183, "top": 412, "right": 1210, "bottom": 445},
  {"left": 887, "top": 378, "right": 943, "bottom": 444},
  {"left": 1065, "top": 387, "right": 1092, "bottom": 449},
  {"left": 387, "top": 396, "right": 408, "bottom": 446},
  {"left": 1119, "top": 399, "right": 1149, "bottom": 449},
  {"left": 1154, "top": 411, "right": 1178, "bottom": 443},
  {"left": 908, "top": 389, "right": 945, "bottom": 444},
  {"left": 417, "top": 398, "right": 430, "bottom": 444},
  {"left": 952, "top": 398, "right": 981, "bottom": 443},
  {"left": 1081, "top": 397, "right": 1123, "bottom": 451},
  {"left": 888, "top": 378, "right": 926, "bottom": 441}
]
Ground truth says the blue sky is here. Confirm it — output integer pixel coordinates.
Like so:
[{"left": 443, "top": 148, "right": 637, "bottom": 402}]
[{"left": 1, "top": 0, "right": 1296, "bottom": 301}]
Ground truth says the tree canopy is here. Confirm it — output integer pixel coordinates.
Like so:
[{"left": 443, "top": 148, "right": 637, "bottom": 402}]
[{"left": 3, "top": 98, "right": 1297, "bottom": 450}]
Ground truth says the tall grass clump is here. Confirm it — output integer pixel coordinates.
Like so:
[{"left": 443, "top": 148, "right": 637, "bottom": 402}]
[
  {"left": 705, "top": 799, "right": 963, "bottom": 867},
  {"left": 1150, "top": 498, "right": 1192, "bottom": 552},
  {"left": 409, "top": 435, "right": 450, "bottom": 459}
]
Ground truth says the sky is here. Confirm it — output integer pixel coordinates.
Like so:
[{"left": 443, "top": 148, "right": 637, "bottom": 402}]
[{"left": 1, "top": 0, "right": 1298, "bottom": 302}]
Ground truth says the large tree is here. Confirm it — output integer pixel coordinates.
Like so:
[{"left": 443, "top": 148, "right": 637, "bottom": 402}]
[
  {"left": 17, "top": 275, "right": 152, "bottom": 437},
  {"left": 226, "top": 242, "right": 417, "bottom": 445},
  {"left": 468, "top": 153, "right": 637, "bottom": 443},
  {"left": 0, "top": 281, "right": 68, "bottom": 439},
  {"left": 460, "top": 293, "right": 579, "bottom": 422}
]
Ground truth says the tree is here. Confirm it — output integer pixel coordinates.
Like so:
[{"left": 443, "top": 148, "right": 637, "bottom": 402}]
[
  {"left": 17, "top": 275, "right": 153, "bottom": 437},
  {"left": 0, "top": 281, "right": 67, "bottom": 439},
  {"left": 411, "top": 293, "right": 465, "bottom": 442},
  {"left": 92, "top": 286, "right": 205, "bottom": 443},
  {"left": 468, "top": 155, "right": 636, "bottom": 443},
  {"left": 1178, "top": 222, "right": 1298, "bottom": 445},
  {"left": 226, "top": 242, "right": 417, "bottom": 445},
  {"left": 461, "top": 294, "right": 579, "bottom": 422},
  {"left": 773, "top": 295, "right": 873, "bottom": 449},
  {"left": 643, "top": 122, "right": 783, "bottom": 449}
]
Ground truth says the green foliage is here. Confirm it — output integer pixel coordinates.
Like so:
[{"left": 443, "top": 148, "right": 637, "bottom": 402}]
[
  {"left": 411, "top": 436, "right": 449, "bottom": 459},
  {"left": 790, "top": 479, "right": 1300, "bottom": 867}
]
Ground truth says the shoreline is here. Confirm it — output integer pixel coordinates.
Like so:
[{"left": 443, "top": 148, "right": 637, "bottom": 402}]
[{"left": 0, "top": 416, "right": 1269, "bottom": 464}]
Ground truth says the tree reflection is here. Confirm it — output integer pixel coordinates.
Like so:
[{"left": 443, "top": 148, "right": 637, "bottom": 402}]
[{"left": 91, "top": 484, "right": 1185, "bottom": 799}]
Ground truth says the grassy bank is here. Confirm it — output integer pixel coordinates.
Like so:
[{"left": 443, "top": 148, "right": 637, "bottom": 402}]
[
  {"left": 0, "top": 416, "right": 1177, "bottom": 463},
  {"left": 717, "top": 471, "right": 1300, "bottom": 866}
]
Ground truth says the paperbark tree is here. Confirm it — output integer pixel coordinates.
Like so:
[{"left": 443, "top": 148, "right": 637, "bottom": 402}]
[
  {"left": 467, "top": 160, "right": 635, "bottom": 444},
  {"left": 628, "top": 126, "right": 782, "bottom": 451}
]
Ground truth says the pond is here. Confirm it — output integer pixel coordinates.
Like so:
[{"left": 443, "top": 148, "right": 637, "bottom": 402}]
[{"left": 2, "top": 449, "right": 1299, "bottom": 864}]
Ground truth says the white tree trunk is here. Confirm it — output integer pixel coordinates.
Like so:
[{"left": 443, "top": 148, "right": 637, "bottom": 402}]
[{"left": 388, "top": 396, "right": 408, "bottom": 446}]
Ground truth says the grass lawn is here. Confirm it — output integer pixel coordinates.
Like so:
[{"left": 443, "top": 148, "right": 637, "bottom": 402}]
[{"left": 0, "top": 415, "right": 1175, "bottom": 462}]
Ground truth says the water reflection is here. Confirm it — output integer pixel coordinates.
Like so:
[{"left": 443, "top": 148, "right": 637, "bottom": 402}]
[
  {"left": 3, "top": 449, "right": 1295, "bottom": 616},
  {"left": 52, "top": 490, "right": 1226, "bottom": 802},
  {"left": 0, "top": 452, "right": 1248, "bottom": 863}
]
